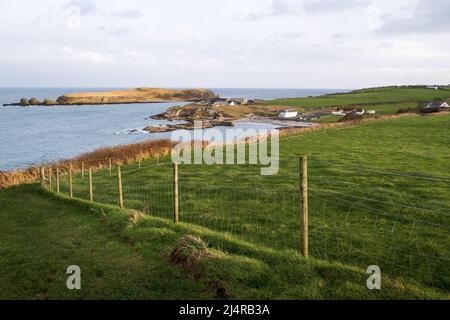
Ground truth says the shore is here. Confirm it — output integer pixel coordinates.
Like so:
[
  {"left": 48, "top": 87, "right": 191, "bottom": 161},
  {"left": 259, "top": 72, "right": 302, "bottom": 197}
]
[{"left": 234, "top": 116, "right": 316, "bottom": 129}]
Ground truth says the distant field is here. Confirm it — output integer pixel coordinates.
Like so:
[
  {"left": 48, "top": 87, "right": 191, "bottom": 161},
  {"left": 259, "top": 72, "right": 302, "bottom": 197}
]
[{"left": 264, "top": 87, "right": 450, "bottom": 110}]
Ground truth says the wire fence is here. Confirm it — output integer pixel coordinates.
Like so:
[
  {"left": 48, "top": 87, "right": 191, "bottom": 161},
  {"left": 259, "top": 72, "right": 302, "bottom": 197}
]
[{"left": 40, "top": 154, "right": 450, "bottom": 292}]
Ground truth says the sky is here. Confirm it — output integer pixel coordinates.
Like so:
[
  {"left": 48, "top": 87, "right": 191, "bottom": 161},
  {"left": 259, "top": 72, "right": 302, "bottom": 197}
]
[{"left": 0, "top": 0, "right": 449, "bottom": 89}]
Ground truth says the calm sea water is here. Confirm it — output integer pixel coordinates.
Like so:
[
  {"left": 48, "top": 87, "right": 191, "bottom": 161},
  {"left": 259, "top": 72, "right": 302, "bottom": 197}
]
[{"left": 0, "top": 88, "right": 347, "bottom": 171}]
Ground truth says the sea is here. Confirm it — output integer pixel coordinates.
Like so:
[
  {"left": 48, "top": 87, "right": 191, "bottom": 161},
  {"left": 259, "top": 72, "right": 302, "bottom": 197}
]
[{"left": 0, "top": 88, "right": 348, "bottom": 171}]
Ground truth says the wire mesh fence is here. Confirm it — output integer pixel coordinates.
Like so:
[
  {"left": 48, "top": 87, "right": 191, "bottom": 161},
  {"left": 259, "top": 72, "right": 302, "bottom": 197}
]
[{"left": 40, "top": 154, "right": 450, "bottom": 291}]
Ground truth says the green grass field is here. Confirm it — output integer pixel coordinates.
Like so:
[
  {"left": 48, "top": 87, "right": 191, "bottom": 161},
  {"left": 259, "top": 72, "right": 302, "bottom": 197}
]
[
  {"left": 41, "top": 113, "right": 450, "bottom": 298},
  {"left": 1, "top": 184, "right": 448, "bottom": 299},
  {"left": 264, "top": 87, "right": 450, "bottom": 109}
]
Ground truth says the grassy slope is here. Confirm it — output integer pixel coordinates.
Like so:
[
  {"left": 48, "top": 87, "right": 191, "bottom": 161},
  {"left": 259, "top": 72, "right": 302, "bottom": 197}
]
[
  {"left": 0, "top": 184, "right": 447, "bottom": 300},
  {"left": 54, "top": 113, "right": 450, "bottom": 294},
  {"left": 263, "top": 87, "right": 450, "bottom": 113}
]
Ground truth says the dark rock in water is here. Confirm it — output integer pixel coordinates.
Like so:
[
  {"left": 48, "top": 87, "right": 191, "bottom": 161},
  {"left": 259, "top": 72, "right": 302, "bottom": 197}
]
[
  {"left": 20, "top": 98, "right": 30, "bottom": 106},
  {"left": 42, "top": 99, "right": 57, "bottom": 106},
  {"left": 29, "top": 98, "right": 41, "bottom": 105}
]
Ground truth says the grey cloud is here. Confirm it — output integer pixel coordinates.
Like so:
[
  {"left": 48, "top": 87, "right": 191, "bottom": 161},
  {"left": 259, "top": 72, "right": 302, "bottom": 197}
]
[
  {"left": 302, "top": 0, "right": 364, "bottom": 14},
  {"left": 243, "top": 0, "right": 301, "bottom": 21},
  {"left": 66, "top": 0, "right": 97, "bottom": 16},
  {"left": 378, "top": 0, "right": 450, "bottom": 34},
  {"left": 243, "top": 0, "right": 363, "bottom": 21}
]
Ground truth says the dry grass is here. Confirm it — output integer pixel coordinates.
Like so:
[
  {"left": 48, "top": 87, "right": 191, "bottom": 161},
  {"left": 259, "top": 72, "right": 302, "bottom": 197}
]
[
  {"left": 0, "top": 139, "right": 175, "bottom": 189},
  {"left": 0, "top": 168, "right": 40, "bottom": 189},
  {"left": 61, "top": 139, "right": 175, "bottom": 170},
  {"left": 58, "top": 88, "right": 215, "bottom": 104},
  {"left": 168, "top": 235, "right": 214, "bottom": 275}
]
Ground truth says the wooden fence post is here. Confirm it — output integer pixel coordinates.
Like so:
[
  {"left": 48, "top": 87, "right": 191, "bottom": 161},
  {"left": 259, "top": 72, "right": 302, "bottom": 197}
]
[
  {"left": 56, "top": 167, "right": 60, "bottom": 194},
  {"left": 40, "top": 167, "right": 45, "bottom": 188},
  {"left": 81, "top": 162, "right": 85, "bottom": 179},
  {"left": 109, "top": 158, "right": 112, "bottom": 175},
  {"left": 138, "top": 159, "right": 141, "bottom": 169},
  {"left": 89, "top": 168, "right": 93, "bottom": 203},
  {"left": 157, "top": 155, "right": 159, "bottom": 165},
  {"left": 300, "top": 156, "right": 309, "bottom": 258},
  {"left": 173, "top": 162, "right": 179, "bottom": 223},
  {"left": 69, "top": 165, "right": 73, "bottom": 198},
  {"left": 117, "top": 166, "right": 124, "bottom": 209},
  {"left": 48, "top": 166, "right": 53, "bottom": 191}
]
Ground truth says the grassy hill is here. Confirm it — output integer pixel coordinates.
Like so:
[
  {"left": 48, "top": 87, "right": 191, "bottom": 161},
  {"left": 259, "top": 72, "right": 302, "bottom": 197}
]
[
  {"left": 0, "top": 184, "right": 447, "bottom": 299},
  {"left": 3, "top": 112, "right": 450, "bottom": 299},
  {"left": 264, "top": 87, "right": 450, "bottom": 108}
]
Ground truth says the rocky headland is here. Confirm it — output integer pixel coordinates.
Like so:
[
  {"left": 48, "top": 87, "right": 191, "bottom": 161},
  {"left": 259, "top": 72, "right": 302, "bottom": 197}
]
[{"left": 3, "top": 88, "right": 216, "bottom": 106}]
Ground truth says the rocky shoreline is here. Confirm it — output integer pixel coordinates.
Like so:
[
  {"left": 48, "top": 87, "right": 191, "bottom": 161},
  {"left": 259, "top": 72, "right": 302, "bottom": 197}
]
[{"left": 144, "top": 103, "right": 234, "bottom": 133}]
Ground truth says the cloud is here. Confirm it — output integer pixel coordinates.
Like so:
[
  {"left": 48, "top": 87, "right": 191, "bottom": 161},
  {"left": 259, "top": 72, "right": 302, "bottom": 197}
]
[
  {"left": 66, "top": 0, "right": 97, "bottom": 16},
  {"left": 242, "top": 0, "right": 364, "bottom": 21},
  {"left": 98, "top": 25, "right": 132, "bottom": 35},
  {"left": 302, "top": 0, "right": 364, "bottom": 14},
  {"left": 376, "top": 0, "right": 450, "bottom": 34},
  {"left": 242, "top": 0, "right": 301, "bottom": 21},
  {"left": 109, "top": 9, "right": 143, "bottom": 19},
  {"left": 277, "top": 32, "right": 303, "bottom": 40}
]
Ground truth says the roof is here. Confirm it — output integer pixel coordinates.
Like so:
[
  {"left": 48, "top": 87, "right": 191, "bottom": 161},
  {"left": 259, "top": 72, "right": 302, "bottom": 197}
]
[{"left": 427, "top": 102, "right": 446, "bottom": 108}]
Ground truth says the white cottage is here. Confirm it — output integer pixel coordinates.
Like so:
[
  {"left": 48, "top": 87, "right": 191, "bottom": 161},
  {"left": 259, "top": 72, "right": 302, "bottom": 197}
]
[
  {"left": 426, "top": 102, "right": 450, "bottom": 109},
  {"left": 279, "top": 110, "right": 298, "bottom": 119}
]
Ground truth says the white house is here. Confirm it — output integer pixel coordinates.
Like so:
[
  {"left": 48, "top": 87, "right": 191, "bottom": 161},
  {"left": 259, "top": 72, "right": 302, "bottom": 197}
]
[
  {"left": 367, "top": 110, "right": 376, "bottom": 115},
  {"left": 427, "top": 85, "right": 439, "bottom": 90},
  {"left": 279, "top": 110, "right": 298, "bottom": 119},
  {"left": 426, "top": 102, "right": 450, "bottom": 109},
  {"left": 354, "top": 109, "right": 365, "bottom": 116},
  {"left": 332, "top": 111, "right": 347, "bottom": 116}
]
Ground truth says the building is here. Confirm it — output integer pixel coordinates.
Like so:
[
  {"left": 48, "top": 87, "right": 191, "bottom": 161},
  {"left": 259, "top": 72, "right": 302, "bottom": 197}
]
[
  {"left": 427, "top": 85, "right": 439, "bottom": 90},
  {"left": 367, "top": 110, "right": 376, "bottom": 115},
  {"left": 426, "top": 102, "right": 450, "bottom": 109},
  {"left": 332, "top": 111, "right": 347, "bottom": 116},
  {"left": 279, "top": 110, "right": 299, "bottom": 119},
  {"left": 212, "top": 99, "right": 229, "bottom": 107},
  {"left": 354, "top": 109, "right": 365, "bottom": 116}
]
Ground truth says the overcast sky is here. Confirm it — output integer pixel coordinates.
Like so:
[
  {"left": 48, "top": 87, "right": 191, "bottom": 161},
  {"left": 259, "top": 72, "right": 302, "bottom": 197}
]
[{"left": 1, "top": 0, "right": 449, "bottom": 88}]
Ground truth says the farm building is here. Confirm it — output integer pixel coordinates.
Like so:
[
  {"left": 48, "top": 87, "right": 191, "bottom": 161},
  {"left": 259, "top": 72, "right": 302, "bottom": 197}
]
[
  {"left": 279, "top": 110, "right": 299, "bottom": 119},
  {"left": 426, "top": 102, "right": 450, "bottom": 109}
]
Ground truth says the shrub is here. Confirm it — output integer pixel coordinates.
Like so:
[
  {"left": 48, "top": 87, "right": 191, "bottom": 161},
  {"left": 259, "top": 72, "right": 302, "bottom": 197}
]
[{"left": 168, "top": 235, "right": 214, "bottom": 274}]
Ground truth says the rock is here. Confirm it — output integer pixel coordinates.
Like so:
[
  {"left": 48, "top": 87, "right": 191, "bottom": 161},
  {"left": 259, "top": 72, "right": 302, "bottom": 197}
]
[
  {"left": 19, "top": 98, "right": 30, "bottom": 106},
  {"left": 29, "top": 98, "right": 41, "bottom": 105},
  {"left": 42, "top": 99, "right": 56, "bottom": 106}
]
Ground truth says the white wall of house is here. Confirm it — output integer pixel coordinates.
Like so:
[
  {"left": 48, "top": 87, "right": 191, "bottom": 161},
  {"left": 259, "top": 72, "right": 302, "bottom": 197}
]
[{"left": 279, "top": 110, "right": 298, "bottom": 119}]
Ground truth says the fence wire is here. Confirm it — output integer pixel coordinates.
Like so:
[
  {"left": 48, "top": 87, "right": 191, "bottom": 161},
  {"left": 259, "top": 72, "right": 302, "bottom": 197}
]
[{"left": 41, "top": 154, "right": 450, "bottom": 292}]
